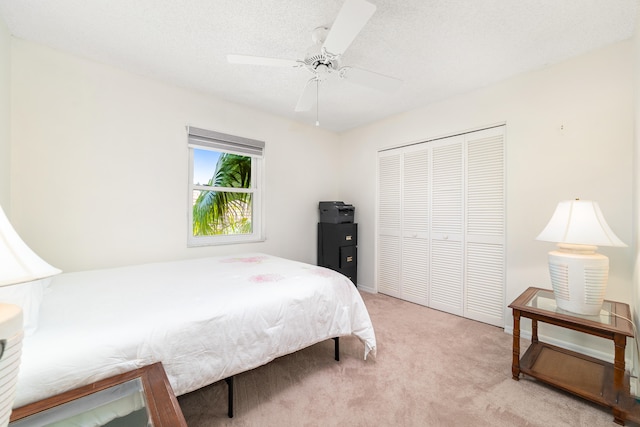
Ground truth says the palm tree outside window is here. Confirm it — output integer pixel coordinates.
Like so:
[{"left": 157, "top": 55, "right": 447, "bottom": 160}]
[{"left": 187, "top": 127, "right": 264, "bottom": 246}]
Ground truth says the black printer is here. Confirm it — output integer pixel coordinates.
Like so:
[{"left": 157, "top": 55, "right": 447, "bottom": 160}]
[{"left": 319, "top": 201, "right": 355, "bottom": 224}]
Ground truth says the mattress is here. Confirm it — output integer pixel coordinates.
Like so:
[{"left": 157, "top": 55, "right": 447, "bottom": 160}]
[{"left": 13, "top": 253, "right": 376, "bottom": 408}]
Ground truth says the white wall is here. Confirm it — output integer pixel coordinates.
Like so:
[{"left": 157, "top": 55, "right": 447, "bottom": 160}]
[
  {"left": 339, "top": 40, "right": 634, "bottom": 340},
  {"left": 8, "top": 35, "right": 636, "bottom": 334},
  {"left": 10, "top": 39, "right": 341, "bottom": 272},
  {"left": 632, "top": 9, "right": 640, "bottom": 384},
  {"left": 0, "top": 16, "right": 10, "bottom": 211}
]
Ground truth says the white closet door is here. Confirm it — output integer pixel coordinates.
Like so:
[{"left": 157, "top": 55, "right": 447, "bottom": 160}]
[
  {"left": 429, "top": 136, "right": 464, "bottom": 316},
  {"left": 376, "top": 126, "right": 505, "bottom": 327},
  {"left": 465, "top": 127, "right": 505, "bottom": 327},
  {"left": 401, "top": 146, "right": 429, "bottom": 305},
  {"left": 377, "top": 152, "right": 402, "bottom": 297}
]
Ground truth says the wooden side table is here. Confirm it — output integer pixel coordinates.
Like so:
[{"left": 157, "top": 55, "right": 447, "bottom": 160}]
[
  {"left": 510, "top": 287, "right": 639, "bottom": 425},
  {"left": 9, "top": 362, "right": 187, "bottom": 426}
]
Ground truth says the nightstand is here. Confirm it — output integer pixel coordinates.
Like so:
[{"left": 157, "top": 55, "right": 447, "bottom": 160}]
[{"left": 510, "top": 287, "right": 640, "bottom": 425}]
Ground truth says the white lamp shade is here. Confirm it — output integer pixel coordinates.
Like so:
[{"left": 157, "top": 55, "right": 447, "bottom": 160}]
[
  {"left": 0, "top": 206, "right": 61, "bottom": 287},
  {"left": 535, "top": 199, "right": 626, "bottom": 247}
]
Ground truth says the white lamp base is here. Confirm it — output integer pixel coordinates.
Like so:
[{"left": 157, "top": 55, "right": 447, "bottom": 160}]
[
  {"left": 0, "top": 304, "right": 23, "bottom": 427},
  {"left": 547, "top": 245, "right": 609, "bottom": 316}
]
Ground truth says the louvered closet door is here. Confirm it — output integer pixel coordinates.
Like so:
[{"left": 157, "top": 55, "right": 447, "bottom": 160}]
[
  {"left": 429, "top": 136, "right": 464, "bottom": 316},
  {"left": 377, "top": 152, "right": 401, "bottom": 297},
  {"left": 401, "top": 146, "right": 429, "bottom": 305},
  {"left": 376, "top": 126, "right": 505, "bottom": 327},
  {"left": 465, "top": 127, "right": 505, "bottom": 327}
]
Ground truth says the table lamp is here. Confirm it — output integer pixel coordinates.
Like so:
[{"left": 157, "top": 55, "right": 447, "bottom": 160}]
[
  {"left": 0, "top": 205, "right": 61, "bottom": 426},
  {"left": 536, "top": 199, "right": 626, "bottom": 315}
]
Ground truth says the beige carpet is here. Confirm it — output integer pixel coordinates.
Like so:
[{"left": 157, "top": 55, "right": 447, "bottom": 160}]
[{"left": 178, "top": 291, "right": 630, "bottom": 426}]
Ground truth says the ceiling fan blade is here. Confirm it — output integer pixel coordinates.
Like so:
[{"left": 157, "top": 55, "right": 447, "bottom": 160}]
[
  {"left": 341, "top": 67, "right": 402, "bottom": 92},
  {"left": 295, "top": 79, "right": 318, "bottom": 112},
  {"left": 322, "top": 0, "right": 376, "bottom": 56},
  {"left": 227, "top": 54, "right": 300, "bottom": 68}
]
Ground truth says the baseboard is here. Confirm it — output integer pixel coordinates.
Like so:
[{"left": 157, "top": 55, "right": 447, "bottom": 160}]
[
  {"left": 631, "top": 373, "right": 639, "bottom": 398},
  {"left": 357, "top": 283, "right": 375, "bottom": 294},
  {"left": 631, "top": 351, "right": 640, "bottom": 399}
]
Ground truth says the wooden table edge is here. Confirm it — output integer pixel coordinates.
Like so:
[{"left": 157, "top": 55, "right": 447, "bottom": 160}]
[
  {"left": 509, "top": 286, "right": 633, "bottom": 337},
  {"left": 10, "top": 362, "right": 187, "bottom": 427}
]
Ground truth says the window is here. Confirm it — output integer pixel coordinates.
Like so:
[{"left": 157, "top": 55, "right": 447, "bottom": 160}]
[{"left": 187, "top": 126, "right": 264, "bottom": 246}]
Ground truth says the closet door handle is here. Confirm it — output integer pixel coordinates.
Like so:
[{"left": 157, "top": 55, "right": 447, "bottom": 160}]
[{"left": 345, "top": 235, "right": 352, "bottom": 241}]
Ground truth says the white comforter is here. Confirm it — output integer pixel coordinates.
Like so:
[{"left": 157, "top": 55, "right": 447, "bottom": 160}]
[{"left": 13, "top": 254, "right": 376, "bottom": 408}]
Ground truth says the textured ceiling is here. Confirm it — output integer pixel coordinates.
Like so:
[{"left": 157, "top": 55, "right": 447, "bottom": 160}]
[{"left": 0, "top": 0, "right": 637, "bottom": 132}]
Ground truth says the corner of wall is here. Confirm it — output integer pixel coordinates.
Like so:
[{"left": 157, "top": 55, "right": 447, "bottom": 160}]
[
  {"left": 0, "top": 16, "right": 11, "bottom": 212},
  {"left": 630, "top": 9, "right": 640, "bottom": 397}
]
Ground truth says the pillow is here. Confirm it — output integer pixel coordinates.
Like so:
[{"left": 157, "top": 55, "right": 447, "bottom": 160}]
[{"left": 0, "top": 278, "right": 50, "bottom": 336}]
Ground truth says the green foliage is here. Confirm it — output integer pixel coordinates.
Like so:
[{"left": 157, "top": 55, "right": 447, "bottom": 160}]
[{"left": 193, "top": 153, "right": 253, "bottom": 235}]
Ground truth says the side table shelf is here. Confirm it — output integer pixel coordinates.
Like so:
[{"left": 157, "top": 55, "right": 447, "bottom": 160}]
[
  {"left": 520, "top": 341, "right": 619, "bottom": 407},
  {"left": 510, "top": 287, "right": 639, "bottom": 426}
]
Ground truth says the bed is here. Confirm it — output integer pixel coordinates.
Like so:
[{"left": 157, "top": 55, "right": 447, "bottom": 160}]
[{"left": 10, "top": 253, "right": 377, "bottom": 414}]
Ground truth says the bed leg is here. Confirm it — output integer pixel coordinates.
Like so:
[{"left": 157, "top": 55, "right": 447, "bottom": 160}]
[
  {"left": 333, "top": 337, "right": 340, "bottom": 361},
  {"left": 224, "top": 376, "right": 234, "bottom": 418}
]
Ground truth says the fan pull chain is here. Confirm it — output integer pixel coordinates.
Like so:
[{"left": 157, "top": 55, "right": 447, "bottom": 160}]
[{"left": 315, "top": 79, "right": 320, "bottom": 127}]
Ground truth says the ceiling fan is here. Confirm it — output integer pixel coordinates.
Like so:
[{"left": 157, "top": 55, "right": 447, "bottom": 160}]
[{"left": 227, "top": 0, "right": 402, "bottom": 125}]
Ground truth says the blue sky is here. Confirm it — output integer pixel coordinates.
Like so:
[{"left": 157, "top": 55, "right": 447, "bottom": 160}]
[{"left": 193, "top": 149, "right": 220, "bottom": 185}]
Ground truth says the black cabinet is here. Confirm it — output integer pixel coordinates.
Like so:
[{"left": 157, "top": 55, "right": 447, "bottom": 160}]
[{"left": 317, "top": 223, "right": 357, "bottom": 285}]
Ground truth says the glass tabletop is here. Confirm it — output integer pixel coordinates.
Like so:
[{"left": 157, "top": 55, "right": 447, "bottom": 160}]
[
  {"left": 10, "top": 377, "right": 152, "bottom": 427},
  {"left": 525, "top": 289, "right": 615, "bottom": 326}
]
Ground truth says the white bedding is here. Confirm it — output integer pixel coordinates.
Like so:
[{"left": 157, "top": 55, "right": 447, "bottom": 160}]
[{"left": 13, "top": 253, "right": 376, "bottom": 408}]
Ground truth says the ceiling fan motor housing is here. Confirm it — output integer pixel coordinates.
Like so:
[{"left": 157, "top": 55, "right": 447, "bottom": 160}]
[
  {"left": 304, "top": 50, "right": 338, "bottom": 71},
  {"left": 304, "top": 27, "right": 340, "bottom": 75}
]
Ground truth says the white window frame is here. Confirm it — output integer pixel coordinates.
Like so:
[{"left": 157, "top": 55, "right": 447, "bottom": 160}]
[{"left": 187, "top": 126, "right": 265, "bottom": 247}]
